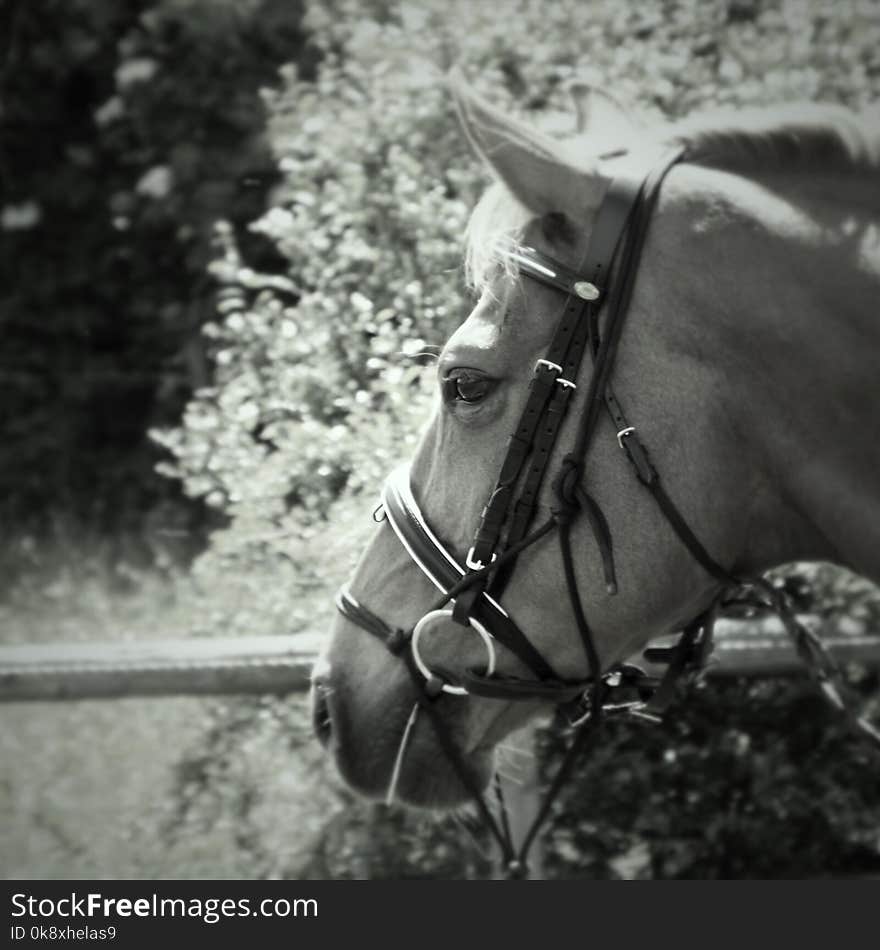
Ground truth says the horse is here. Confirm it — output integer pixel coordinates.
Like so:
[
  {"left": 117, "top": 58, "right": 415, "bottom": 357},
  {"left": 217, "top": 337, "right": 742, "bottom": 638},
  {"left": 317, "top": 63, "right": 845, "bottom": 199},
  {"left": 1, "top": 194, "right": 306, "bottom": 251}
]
[{"left": 312, "top": 76, "right": 880, "bottom": 830}]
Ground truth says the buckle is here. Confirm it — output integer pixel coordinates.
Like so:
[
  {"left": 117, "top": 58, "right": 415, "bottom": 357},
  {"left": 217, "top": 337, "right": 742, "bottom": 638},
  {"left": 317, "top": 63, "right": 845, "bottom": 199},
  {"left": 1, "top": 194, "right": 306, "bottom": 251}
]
[
  {"left": 466, "top": 546, "right": 497, "bottom": 571},
  {"left": 534, "top": 359, "right": 576, "bottom": 389},
  {"left": 411, "top": 609, "right": 497, "bottom": 696},
  {"left": 616, "top": 425, "right": 635, "bottom": 448},
  {"left": 534, "top": 358, "right": 562, "bottom": 375}
]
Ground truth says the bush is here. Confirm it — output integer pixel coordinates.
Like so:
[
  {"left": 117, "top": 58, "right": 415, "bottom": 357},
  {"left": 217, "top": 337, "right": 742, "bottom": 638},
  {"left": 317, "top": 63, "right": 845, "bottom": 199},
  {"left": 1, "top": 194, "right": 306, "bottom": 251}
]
[{"left": 0, "top": 0, "right": 311, "bottom": 549}]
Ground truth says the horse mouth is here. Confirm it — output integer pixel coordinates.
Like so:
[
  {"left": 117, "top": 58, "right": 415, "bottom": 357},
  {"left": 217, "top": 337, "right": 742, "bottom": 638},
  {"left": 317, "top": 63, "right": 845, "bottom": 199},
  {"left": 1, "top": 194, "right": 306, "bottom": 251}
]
[
  {"left": 311, "top": 679, "right": 495, "bottom": 808},
  {"left": 350, "top": 743, "right": 495, "bottom": 809}
]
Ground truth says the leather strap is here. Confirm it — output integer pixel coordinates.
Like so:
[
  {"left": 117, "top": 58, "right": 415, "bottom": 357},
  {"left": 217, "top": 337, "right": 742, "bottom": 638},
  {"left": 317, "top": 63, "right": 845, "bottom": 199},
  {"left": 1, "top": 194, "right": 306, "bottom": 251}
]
[
  {"left": 580, "top": 150, "right": 670, "bottom": 291},
  {"left": 467, "top": 152, "right": 661, "bottom": 601}
]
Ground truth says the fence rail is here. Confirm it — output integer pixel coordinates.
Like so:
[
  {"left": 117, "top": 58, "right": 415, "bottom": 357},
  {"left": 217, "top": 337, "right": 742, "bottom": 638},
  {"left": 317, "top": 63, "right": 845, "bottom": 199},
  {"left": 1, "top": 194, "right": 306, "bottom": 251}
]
[
  {"left": 0, "top": 632, "right": 325, "bottom": 702},
  {"left": 2, "top": 622, "right": 878, "bottom": 703}
]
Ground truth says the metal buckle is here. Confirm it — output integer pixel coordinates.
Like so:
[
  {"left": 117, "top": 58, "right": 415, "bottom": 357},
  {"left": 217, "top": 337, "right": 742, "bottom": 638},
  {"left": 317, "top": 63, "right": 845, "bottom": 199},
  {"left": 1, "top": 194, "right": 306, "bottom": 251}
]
[
  {"left": 411, "top": 609, "right": 497, "bottom": 696},
  {"left": 625, "top": 704, "right": 663, "bottom": 724},
  {"left": 616, "top": 426, "right": 635, "bottom": 448},
  {"left": 534, "top": 360, "right": 576, "bottom": 389},
  {"left": 466, "top": 546, "right": 497, "bottom": 571},
  {"left": 534, "top": 358, "right": 562, "bottom": 376}
]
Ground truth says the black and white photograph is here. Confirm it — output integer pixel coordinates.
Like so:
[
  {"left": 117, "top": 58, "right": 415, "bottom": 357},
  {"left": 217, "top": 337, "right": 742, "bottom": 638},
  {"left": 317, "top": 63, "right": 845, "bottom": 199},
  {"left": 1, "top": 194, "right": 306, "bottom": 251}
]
[{"left": 2, "top": 0, "right": 880, "bottom": 886}]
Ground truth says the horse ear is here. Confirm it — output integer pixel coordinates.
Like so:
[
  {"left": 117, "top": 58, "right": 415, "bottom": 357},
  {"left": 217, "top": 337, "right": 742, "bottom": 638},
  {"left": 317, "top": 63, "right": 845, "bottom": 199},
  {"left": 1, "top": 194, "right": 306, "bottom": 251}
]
[
  {"left": 567, "top": 80, "right": 643, "bottom": 143},
  {"left": 449, "top": 71, "right": 604, "bottom": 223}
]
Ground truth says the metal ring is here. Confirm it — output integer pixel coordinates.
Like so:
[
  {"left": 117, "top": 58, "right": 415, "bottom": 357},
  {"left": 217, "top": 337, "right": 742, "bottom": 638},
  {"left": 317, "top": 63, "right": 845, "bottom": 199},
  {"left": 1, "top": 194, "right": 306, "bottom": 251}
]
[
  {"left": 411, "top": 609, "right": 496, "bottom": 696},
  {"left": 616, "top": 425, "right": 635, "bottom": 448}
]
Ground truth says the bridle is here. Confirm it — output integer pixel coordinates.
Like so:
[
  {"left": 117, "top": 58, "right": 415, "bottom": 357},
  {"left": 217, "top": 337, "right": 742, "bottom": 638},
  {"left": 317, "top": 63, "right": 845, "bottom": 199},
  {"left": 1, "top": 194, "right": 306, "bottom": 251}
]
[{"left": 334, "top": 146, "right": 880, "bottom": 877}]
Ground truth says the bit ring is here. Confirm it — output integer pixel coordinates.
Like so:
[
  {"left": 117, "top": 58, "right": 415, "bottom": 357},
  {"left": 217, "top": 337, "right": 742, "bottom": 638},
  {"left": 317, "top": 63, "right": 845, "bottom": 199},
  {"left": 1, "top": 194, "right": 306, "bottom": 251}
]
[{"left": 411, "top": 609, "right": 496, "bottom": 696}]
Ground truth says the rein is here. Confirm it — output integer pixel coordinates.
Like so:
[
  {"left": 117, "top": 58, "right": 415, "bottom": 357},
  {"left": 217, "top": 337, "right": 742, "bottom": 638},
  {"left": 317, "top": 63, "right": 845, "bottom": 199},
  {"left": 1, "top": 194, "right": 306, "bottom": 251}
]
[{"left": 335, "top": 147, "right": 880, "bottom": 878}]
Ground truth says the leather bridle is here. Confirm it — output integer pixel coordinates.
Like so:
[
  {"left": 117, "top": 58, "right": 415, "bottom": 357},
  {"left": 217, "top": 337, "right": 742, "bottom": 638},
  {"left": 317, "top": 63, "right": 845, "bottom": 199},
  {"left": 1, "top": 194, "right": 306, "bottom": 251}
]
[{"left": 334, "top": 146, "right": 880, "bottom": 877}]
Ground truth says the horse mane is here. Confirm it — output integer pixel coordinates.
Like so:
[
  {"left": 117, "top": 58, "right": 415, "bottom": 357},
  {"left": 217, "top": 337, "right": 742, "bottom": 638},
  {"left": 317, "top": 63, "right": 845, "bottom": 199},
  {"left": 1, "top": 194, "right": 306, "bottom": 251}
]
[
  {"left": 668, "top": 102, "right": 880, "bottom": 174},
  {"left": 464, "top": 100, "right": 880, "bottom": 292}
]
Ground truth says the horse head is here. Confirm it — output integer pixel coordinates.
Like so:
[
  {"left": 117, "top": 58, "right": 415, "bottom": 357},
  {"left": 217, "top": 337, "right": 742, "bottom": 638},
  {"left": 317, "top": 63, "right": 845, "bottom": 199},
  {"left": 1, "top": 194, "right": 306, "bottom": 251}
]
[{"left": 312, "top": 78, "right": 880, "bottom": 810}]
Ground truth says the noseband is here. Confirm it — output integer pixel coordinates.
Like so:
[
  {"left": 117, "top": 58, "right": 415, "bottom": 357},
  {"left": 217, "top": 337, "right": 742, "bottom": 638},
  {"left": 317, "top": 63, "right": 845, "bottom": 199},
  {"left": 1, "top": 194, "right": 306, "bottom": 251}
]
[{"left": 335, "top": 147, "right": 880, "bottom": 877}]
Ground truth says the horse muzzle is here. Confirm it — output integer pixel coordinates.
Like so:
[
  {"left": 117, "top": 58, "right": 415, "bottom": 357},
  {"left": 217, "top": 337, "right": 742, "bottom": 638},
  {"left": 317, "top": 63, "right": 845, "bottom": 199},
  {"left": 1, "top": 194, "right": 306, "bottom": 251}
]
[{"left": 310, "top": 660, "right": 493, "bottom": 807}]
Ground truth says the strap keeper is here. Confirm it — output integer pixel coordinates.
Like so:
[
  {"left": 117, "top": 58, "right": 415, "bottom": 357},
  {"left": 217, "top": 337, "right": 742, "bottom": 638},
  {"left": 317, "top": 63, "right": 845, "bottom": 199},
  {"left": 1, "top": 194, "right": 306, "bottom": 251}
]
[
  {"left": 385, "top": 628, "right": 409, "bottom": 655},
  {"left": 618, "top": 428, "right": 656, "bottom": 485}
]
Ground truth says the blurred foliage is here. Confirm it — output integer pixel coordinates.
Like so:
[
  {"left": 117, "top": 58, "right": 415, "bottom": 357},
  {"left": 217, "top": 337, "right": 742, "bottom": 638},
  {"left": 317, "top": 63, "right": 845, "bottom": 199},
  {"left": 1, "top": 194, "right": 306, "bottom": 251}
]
[
  {"left": 0, "top": 0, "right": 312, "bottom": 554},
  {"left": 542, "top": 631, "right": 880, "bottom": 879}
]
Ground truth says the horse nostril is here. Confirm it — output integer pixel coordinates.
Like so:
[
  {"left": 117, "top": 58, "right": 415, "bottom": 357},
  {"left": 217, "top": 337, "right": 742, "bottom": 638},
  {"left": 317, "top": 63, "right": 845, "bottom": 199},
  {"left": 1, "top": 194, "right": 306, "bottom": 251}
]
[{"left": 311, "top": 682, "right": 333, "bottom": 748}]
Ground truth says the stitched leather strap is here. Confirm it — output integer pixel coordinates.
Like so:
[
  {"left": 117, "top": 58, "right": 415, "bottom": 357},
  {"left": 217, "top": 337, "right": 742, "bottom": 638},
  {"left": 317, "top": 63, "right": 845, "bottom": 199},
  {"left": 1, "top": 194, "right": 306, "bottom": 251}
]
[{"left": 469, "top": 152, "right": 667, "bottom": 601}]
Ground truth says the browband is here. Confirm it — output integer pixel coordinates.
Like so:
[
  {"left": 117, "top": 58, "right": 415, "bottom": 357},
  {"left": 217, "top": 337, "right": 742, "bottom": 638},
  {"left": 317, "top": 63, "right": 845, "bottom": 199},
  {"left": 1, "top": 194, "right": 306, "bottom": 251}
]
[{"left": 503, "top": 147, "right": 684, "bottom": 302}]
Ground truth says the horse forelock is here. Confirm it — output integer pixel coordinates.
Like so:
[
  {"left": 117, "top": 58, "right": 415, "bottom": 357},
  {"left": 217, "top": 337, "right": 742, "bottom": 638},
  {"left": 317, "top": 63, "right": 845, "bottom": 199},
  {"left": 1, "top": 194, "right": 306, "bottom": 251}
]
[{"left": 464, "top": 182, "right": 534, "bottom": 294}]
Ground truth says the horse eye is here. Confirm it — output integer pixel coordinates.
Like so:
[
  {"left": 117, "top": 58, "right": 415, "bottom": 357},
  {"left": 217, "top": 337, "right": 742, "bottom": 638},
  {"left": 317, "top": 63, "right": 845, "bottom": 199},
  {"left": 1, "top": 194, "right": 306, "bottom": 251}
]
[{"left": 442, "top": 372, "right": 494, "bottom": 404}]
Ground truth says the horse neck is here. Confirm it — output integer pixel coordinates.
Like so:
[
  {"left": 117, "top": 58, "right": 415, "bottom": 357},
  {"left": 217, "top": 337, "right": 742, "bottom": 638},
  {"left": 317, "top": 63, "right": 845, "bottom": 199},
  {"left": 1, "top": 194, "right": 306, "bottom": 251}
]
[{"left": 663, "top": 163, "right": 880, "bottom": 581}]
